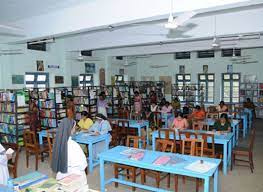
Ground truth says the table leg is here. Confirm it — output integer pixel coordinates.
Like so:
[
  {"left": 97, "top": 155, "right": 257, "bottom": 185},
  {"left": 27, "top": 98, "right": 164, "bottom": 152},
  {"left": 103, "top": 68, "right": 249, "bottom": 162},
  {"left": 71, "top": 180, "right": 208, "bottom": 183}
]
[
  {"left": 39, "top": 134, "right": 43, "bottom": 145},
  {"left": 236, "top": 124, "right": 239, "bottom": 145},
  {"left": 100, "top": 158, "right": 105, "bottom": 192},
  {"left": 204, "top": 177, "right": 210, "bottom": 192},
  {"left": 146, "top": 123, "right": 149, "bottom": 145},
  {"left": 152, "top": 134, "right": 156, "bottom": 151},
  {"left": 88, "top": 143, "right": 93, "bottom": 173},
  {"left": 223, "top": 142, "right": 227, "bottom": 175},
  {"left": 214, "top": 168, "right": 219, "bottom": 192},
  {"left": 243, "top": 117, "right": 246, "bottom": 138},
  {"left": 228, "top": 139, "right": 232, "bottom": 168}
]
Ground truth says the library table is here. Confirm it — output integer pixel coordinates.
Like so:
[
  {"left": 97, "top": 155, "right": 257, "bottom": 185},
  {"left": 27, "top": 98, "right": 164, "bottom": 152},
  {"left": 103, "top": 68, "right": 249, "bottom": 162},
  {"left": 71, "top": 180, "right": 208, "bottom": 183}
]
[
  {"left": 99, "top": 146, "right": 221, "bottom": 192},
  {"left": 152, "top": 129, "right": 233, "bottom": 176},
  {"left": 38, "top": 130, "right": 111, "bottom": 173},
  {"left": 229, "top": 113, "right": 248, "bottom": 138},
  {"left": 109, "top": 118, "right": 150, "bottom": 144}
]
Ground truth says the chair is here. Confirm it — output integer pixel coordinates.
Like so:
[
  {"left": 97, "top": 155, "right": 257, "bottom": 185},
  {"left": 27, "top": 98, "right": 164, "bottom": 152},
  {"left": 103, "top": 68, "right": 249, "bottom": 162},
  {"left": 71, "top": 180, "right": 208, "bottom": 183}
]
[
  {"left": 118, "top": 120, "right": 136, "bottom": 145},
  {"left": 207, "top": 106, "right": 217, "bottom": 113},
  {"left": 196, "top": 133, "right": 215, "bottom": 158},
  {"left": 118, "top": 108, "right": 129, "bottom": 119},
  {"left": 152, "top": 111, "right": 162, "bottom": 130},
  {"left": 179, "top": 130, "right": 197, "bottom": 154},
  {"left": 192, "top": 121, "right": 208, "bottom": 131},
  {"left": 141, "top": 139, "right": 174, "bottom": 189},
  {"left": 158, "top": 128, "right": 178, "bottom": 153},
  {"left": 23, "top": 130, "right": 49, "bottom": 170},
  {"left": 2, "top": 143, "right": 20, "bottom": 178},
  {"left": 114, "top": 136, "right": 146, "bottom": 191},
  {"left": 46, "top": 130, "right": 56, "bottom": 163},
  {"left": 231, "top": 128, "right": 255, "bottom": 173},
  {"left": 109, "top": 122, "right": 119, "bottom": 147},
  {"left": 181, "top": 138, "right": 204, "bottom": 192},
  {"left": 206, "top": 112, "right": 219, "bottom": 119}
]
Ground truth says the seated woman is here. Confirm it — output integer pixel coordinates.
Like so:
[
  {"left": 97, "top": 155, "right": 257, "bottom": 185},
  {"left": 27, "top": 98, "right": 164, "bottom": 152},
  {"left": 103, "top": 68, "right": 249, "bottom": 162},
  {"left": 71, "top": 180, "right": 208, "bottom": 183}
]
[
  {"left": 51, "top": 118, "right": 87, "bottom": 183},
  {"left": 189, "top": 105, "right": 206, "bottom": 120},
  {"left": 171, "top": 97, "right": 181, "bottom": 113},
  {"left": 88, "top": 113, "right": 112, "bottom": 159},
  {"left": 0, "top": 143, "right": 12, "bottom": 185},
  {"left": 216, "top": 101, "right": 228, "bottom": 113},
  {"left": 77, "top": 111, "right": 93, "bottom": 131},
  {"left": 161, "top": 101, "right": 173, "bottom": 114},
  {"left": 213, "top": 113, "right": 231, "bottom": 133},
  {"left": 170, "top": 112, "right": 189, "bottom": 130}
]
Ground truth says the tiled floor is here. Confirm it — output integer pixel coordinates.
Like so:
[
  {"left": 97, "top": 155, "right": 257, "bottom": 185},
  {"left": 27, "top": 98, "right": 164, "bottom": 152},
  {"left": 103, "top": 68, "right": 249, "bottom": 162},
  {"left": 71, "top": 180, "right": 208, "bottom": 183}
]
[{"left": 15, "top": 119, "right": 263, "bottom": 192}]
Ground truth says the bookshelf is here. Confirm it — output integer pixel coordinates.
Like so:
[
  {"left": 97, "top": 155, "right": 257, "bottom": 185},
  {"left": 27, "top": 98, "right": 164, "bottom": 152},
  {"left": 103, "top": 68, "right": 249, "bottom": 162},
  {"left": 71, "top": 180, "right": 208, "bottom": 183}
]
[
  {"left": 0, "top": 90, "right": 29, "bottom": 144},
  {"left": 72, "top": 87, "right": 90, "bottom": 120}
]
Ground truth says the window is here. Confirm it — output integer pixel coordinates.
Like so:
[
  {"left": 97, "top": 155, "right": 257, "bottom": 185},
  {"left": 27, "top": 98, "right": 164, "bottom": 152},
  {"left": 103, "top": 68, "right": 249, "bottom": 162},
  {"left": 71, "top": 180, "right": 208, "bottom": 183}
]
[
  {"left": 222, "top": 73, "right": 240, "bottom": 103},
  {"left": 79, "top": 74, "right": 93, "bottom": 88},
  {"left": 176, "top": 74, "right": 191, "bottom": 102},
  {"left": 197, "top": 50, "right": 215, "bottom": 58},
  {"left": 198, "top": 74, "right": 215, "bottom": 103},
  {"left": 175, "top": 52, "right": 191, "bottom": 59},
  {"left": 25, "top": 72, "right": 49, "bottom": 89},
  {"left": 221, "top": 48, "right": 241, "bottom": 57}
]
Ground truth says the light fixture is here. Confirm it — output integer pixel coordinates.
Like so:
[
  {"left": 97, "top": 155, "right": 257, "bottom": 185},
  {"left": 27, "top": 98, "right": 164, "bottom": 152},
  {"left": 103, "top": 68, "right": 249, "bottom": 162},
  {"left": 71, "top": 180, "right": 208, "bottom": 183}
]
[
  {"left": 211, "top": 16, "right": 220, "bottom": 48},
  {"left": 232, "top": 47, "right": 236, "bottom": 58}
]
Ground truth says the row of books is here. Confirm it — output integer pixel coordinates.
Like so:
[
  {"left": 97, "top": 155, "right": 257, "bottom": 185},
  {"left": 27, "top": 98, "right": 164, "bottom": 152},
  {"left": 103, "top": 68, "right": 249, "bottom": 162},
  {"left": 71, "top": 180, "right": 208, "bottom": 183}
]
[
  {"left": 39, "top": 100, "right": 55, "bottom": 108},
  {"left": 40, "top": 110, "right": 56, "bottom": 118},
  {"left": 74, "top": 97, "right": 89, "bottom": 105},
  {"left": 41, "top": 118, "right": 57, "bottom": 128},
  {"left": 0, "top": 123, "right": 17, "bottom": 135},
  {"left": 0, "top": 114, "right": 16, "bottom": 124},
  {"left": 0, "top": 103, "right": 16, "bottom": 112},
  {"left": 73, "top": 89, "right": 89, "bottom": 96},
  {"left": 0, "top": 92, "right": 16, "bottom": 102}
]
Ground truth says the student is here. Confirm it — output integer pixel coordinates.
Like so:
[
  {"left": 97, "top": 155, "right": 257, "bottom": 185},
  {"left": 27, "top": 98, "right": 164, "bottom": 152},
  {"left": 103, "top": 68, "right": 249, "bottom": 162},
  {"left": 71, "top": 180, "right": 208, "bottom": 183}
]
[
  {"left": 77, "top": 111, "right": 93, "bottom": 131},
  {"left": 149, "top": 90, "right": 157, "bottom": 104},
  {"left": 0, "top": 144, "right": 13, "bottom": 185},
  {"left": 189, "top": 105, "right": 206, "bottom": 120},
  {"left": 133, "top": 91, "right": 142, "bottom": 114},
  {"left": 147, "top": 102, "right": 159, "bottom": 122},
  {"left": 97, "top": 92, "right": 109, "bottom": 117},
  {"left": 170, "top": 112, "right": 189, "bottom": 130},
  {"left": 213, "top": 113, "right": 231, "bottom": 133},
  {"left": 243, "top": 98, "right": 256, "bottom": 118},
  {"left": 88, "top": 114, "right": 112, "bottom": 158},
  {"left": 161, "top": 101, "right": 173, "bottom": 114},
  {"left": 171, "top": 97, "right": 181, "bottom": 112},
  {"left": 216, "top": 101, "right": 228, "bottom": 113},
  {"left": 51, "top": 118, "right": 87, "bottom": 183},
  {"left": 66, "top": 96, "right": 75, "bottom": 119}
]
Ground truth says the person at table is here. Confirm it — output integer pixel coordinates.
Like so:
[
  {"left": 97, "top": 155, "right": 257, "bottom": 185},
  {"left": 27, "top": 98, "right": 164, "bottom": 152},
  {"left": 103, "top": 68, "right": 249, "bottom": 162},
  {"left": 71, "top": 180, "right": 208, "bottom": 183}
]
[
  {"left": 134, "top": 91, "right": 142, "bottom": 114},
  {"left": 66, "top": 96, "right": 75, "bottom": 119},
  {"left": 243, "top": 98, "right": 256, "bottom": 118},
  {"left": 161, "top": 101, "right": 173, "bottom": 114},
  {"left": 97, "top": 92, "right": 109, "bottom": 118},
  {"left": 77, "top": 111, "right": 93, "bottom": 131},
  {"left": 146, "top": 102, "right": 159, "bottom": 126},
  {"left": 0, "top": 143, "right": 13, "bottom": 185},
  {"left": 170, "top": 112, "right": 189, "bottom": 130},
  {"left": 51, "top": 118, "right": 87, "bottom": 183},
  {"left": 88, "top": 113, "right": 112, "bottom": 159},
  {"left": 216, "top": 101, "right": 228, "bottom": 113},
  {"left": 149, "top": 90, "right": 157, "bottom": 104},
  {"left": 213, "top": 113, "right": 231, "bottom": 133},
  {"left": 28, "top": 99, "right": 41, "bottom": 135},
  {"left": 171, "top": 97, "right": 181, "bottom": 113},
  {"left": 189, "top": 105, "right": 206, "bottom": 120}
]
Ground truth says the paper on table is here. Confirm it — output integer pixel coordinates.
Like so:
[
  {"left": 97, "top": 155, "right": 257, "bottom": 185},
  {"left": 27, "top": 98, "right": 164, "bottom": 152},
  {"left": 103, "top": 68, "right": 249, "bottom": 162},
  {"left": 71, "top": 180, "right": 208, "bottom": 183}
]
[
  {"left": 5, "top": 148, "right": 14, "bottom": 155},
  {"left": 184, "top": 160, "right": 217, "bottom": 173}
]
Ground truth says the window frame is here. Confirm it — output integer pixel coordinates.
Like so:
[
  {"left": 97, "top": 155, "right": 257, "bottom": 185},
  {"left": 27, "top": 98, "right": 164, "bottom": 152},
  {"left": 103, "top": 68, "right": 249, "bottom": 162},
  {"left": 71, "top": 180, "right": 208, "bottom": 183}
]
[
  {"left": 198, "top": 73, "right": 215, "bottom": 104},
  {"left": 175, "top": 74, "right": 191, "bottom": 102},
  {"left": 25, "top": 72, "right": 49, "bottom": 89},
  {"left": 79, "top": 74, "right": 94, "bottom": 88},
  {"left": 221, "top": 73, "right": 240, "bottom": 104}
]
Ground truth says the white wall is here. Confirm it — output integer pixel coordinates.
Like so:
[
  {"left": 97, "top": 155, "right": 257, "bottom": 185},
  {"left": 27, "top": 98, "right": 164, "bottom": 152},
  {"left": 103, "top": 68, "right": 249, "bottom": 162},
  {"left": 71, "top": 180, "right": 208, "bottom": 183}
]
[{"left": 109, "top": 47, "right": 263, "bottom": 103}]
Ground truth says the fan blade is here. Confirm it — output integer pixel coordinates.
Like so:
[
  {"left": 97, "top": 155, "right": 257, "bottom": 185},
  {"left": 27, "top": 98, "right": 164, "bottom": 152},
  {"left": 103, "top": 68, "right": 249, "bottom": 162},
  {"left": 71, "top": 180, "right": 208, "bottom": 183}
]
[{"left": 173, "top": 11, "right": 196, "bottom": 26}]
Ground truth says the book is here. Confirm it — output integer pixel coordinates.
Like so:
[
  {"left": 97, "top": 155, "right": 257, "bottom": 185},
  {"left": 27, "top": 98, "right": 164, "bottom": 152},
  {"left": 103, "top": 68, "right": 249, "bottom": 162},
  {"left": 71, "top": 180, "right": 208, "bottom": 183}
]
[
  {"left": 120, "top": 148, "right": 144, "bottom": 156},
  {"left": 166, "top": 155, "right": 186, "bottom": 166},
  {"left": 12, "top": 171, "right": 48, "bottom": 189},
  {"left": 153, "top": 156, "right": 171, "bottom": 166},
  {"left": 184, "top": 160, "right": 217, "bottom": 173}
]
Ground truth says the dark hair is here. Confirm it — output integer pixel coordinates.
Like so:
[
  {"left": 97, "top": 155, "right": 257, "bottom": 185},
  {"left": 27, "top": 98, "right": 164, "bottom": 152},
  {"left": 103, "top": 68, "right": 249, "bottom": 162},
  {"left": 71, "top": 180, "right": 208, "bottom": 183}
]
[
  {"left": 96, "top": 113, "right": 107, "bottom": 120},
  {"left": 134, "top": 91, "right": 139, "bottom": 95},
  {"left": 177, "top": 112, "right": 184, "bottom": 118},
  {"left": 165, "top": 101, "right": 170, "bottom": 105},
  {"left": 220, "top": 101, "right": 225, "bottom": 105},
  {"left": 195, "top": 105, "right": 201, "bottom": 110},
  {"left": 81, "top": 111, "right": 88, "bottom": 117},
  {"left": 99, "top": 92, "right": 105, "bottom": 97},
  {"left": 220, "top": 113, "right": 228, "bottom": 120},
  {"left": 247, "top": 98, "right": 251, "bottom": 102}
]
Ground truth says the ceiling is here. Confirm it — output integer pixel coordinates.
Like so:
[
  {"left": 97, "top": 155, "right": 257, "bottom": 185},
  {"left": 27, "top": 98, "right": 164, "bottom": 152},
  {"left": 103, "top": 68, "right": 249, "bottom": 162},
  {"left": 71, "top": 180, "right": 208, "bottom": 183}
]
[{"left": 0, "top": 0, "right": 262, "bottom": 52}]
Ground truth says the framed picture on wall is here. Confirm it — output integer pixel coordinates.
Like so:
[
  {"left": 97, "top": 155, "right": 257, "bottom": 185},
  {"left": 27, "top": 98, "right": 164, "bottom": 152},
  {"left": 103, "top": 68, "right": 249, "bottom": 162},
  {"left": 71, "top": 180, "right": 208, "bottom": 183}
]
[
  {"left": 85, "top": 63, "right": 96, "bottom": 73},
  {"left": 37, "top": 60, "right": 44, "bottom": 71},
  {"left": 227, "top": 64, "right": 233, "bottom": 73},
  {"left": 12, "top": 75, "right": 24, "bottom": 84},
  {"left": 55, "top": 76, "right": 64, "bottom": 84},
  {"left": 179, "top": 65, "right": 185, "bottom": 74},
  {"left": 203, "top": 65, "right": 208, "bottom": 73}
]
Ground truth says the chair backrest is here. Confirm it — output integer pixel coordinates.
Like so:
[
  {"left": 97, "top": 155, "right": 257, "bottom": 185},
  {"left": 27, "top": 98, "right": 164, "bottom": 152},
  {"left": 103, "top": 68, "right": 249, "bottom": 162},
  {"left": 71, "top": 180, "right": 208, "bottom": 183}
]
[
  {"left": 118, "top": 119, "right": 130, "bottom": 130},
  {"left": 158, "top": 128, "right": 175, "bottom": 141},
  {"left": 182, "top": 138, "right": 204, "bottom": 156},
  {"left": 249, "top": 128, "right": 256, "bottom": 151},
  {"left": 126, "top": 136, "right": 146, "bottom": 149},
  {"left": 153, "top": 111, "right": 162, "bottom": 128},
  {"left": 156, "top": 139, "right": 175, "bottom": 153},
  {"left": 178, "top": 130, "right": 197, "bottom": 140},
  {"left": 118, "top": 108, "right": 129, "bottom": 119},
  {"left": 206, "top": 112, "right": 219, "bottom": 119},
  {"left": 197, "top": 133, "right": 215, "bottom": 158},
  {"left": 23, "top": 130, "right": 38, "bottom": 149},
  {"left": 207, "top": 106, "right": 217, "bottom": 113},
  {"left": 192, "top": 121, "right": 207, "bottom": 130}
]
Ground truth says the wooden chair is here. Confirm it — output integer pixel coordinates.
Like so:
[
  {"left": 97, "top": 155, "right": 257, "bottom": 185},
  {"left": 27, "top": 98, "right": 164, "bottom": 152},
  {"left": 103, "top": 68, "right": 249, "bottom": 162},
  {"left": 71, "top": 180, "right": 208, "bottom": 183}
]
[
  {"left": 206, "top": 112, "right": 219, "bottom": 119},
  {"left": 231, "top": 128, "right": 255, "bottom": 173},
  {"left": 182, "top": 138, "right": 204, "bottom": 192},
  {"left": 152, "top": 111, "right": 162, "bottom": 130},
  {"left": 158, "top": 128, "right": 178, "bottom": 153},
  {"left": 179, "top": 130, "right": 197, "bottom": 154},
  {"left": 46, "top": 130, "right": 56, "bottom": 163},
  {"left": 207, "top": 106, "right": 217, "bottom": 113},
  {"left": 196, "top": 133, "right": 215, "bottom": 158},
  {"left": 118, "top": 108, "right": 129, "bottom": 119},
  {"left": 2, "top": 143, "right": 20, "bottom": 178},
  {"left": 109, "top": 122, "right": 119, "bottom": 147},
  {"left": 23, "top": 130, "right": 49, "bottom": 170},
  {"left": 118, "top": 120, "right": 136, "bottom": 145},
  {"left": 114, "top": 136, "right": 146, "bottom": 191},
  {"left": 192, "top": 121, "right": 208, "bottom": 131},
  {"left": 141, "top": 139, "right": 174, "bottom": 189}
]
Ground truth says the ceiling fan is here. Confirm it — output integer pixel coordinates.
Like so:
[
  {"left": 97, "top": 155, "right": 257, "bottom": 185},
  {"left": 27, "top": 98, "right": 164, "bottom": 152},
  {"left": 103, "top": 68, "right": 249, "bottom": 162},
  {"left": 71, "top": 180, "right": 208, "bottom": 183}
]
[
  {"left": 123, "top": 57, "right": 137, "bottom": 66},
  {"left": 67, "top": 51, "right": 101, "bottom": 62}
]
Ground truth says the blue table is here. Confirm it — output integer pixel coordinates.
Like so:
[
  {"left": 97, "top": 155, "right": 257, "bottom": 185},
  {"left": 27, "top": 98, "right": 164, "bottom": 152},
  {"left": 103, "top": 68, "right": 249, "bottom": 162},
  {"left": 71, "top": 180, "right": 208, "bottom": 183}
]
[
  {"left": 38, "top": 130, "right": 111, "bottom": 173},
  {"left": 229, "top": 113, "right": 248, "bottom": 138},
  {"left": 161, "top": 113, "right": 174, "bottom": 128},
  {"left": 205, "top": 118, "right": 240, "bottom": 146},
  {"left": 110, "top": 119, "right": 150, "bottom": 144},
  {"left": 152, "top": 129, "right": 233, "bottom": 176},
  {"left": 99, "top": 146, "right": 221, "bottom": 192}
]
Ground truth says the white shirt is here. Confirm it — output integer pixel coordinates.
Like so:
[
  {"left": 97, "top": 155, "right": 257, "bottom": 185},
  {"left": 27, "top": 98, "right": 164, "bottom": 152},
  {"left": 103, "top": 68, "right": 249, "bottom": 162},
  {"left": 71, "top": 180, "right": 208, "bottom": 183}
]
[
  {"left": 56, "top": 137, "right": 87, "bottom": 184},
  {"left": 0, "top": 144, "right": 9, "bottom": 185}
]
